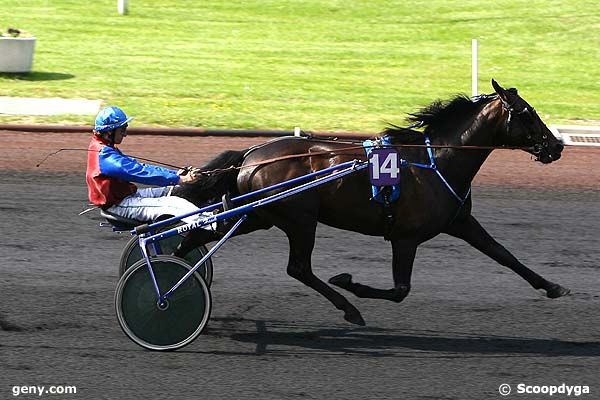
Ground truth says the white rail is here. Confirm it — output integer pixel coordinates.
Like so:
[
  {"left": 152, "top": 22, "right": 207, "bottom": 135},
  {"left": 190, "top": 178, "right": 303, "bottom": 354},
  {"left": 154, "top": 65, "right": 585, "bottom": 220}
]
[{"left": 550, "top": 125, "right": 600, "bottom": 147}]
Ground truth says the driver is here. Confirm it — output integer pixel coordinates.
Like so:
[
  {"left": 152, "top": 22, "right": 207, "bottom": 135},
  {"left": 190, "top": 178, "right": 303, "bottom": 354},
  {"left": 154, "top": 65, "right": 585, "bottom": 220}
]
[{"left": 86, "top": 106, "right": 213, "bottom": 227}]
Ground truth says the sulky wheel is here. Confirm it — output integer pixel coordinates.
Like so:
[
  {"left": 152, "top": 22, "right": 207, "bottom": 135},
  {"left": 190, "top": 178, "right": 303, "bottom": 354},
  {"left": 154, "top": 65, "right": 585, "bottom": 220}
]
[
  {"left": 118, "top": 233, "right": 213, "bottom": 286},
  {"left": 115, "top": 255, "right": 212, "bottom": 351}
]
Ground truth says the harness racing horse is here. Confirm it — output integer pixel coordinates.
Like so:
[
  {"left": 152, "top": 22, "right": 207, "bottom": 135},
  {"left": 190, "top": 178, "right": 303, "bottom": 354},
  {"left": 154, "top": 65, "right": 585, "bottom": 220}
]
[{"left": 173, "top": 80, "right": 569, "bottom": 326}]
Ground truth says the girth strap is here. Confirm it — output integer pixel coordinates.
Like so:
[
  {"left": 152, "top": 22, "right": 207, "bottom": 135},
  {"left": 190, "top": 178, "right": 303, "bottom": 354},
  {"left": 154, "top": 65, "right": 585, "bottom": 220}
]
[{"left": 381, "top": 187, "right": 395, "bottom": 241}]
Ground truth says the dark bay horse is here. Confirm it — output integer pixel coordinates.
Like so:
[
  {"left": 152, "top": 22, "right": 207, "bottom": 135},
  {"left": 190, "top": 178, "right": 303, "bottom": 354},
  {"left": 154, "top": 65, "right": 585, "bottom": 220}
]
[{"left": 173, "top": 80, "right": 569, "bottom": 326}]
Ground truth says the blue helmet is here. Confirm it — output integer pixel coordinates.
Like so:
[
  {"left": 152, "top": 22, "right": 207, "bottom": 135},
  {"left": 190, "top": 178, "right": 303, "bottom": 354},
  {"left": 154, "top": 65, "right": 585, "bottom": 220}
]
[{"left": 94, "top": 106, "right": 134, "bottom": 132}]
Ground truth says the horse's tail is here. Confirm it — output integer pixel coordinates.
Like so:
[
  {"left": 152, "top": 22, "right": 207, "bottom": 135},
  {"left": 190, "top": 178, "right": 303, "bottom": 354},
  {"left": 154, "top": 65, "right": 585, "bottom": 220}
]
[{"left": 173, "top": 149, "right": 247, "bottom": 206}]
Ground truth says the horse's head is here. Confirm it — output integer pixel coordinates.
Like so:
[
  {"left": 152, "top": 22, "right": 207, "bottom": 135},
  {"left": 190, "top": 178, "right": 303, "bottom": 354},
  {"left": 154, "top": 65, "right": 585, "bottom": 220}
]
[{"left": 491, "top": 79, "right": 563, "bottom": 164}]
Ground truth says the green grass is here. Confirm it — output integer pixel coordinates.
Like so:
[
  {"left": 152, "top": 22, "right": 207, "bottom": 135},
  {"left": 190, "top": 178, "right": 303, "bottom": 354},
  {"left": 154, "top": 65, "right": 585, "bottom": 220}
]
[{"left": 1, "top": 0, "right": 598, "bottom": 132}]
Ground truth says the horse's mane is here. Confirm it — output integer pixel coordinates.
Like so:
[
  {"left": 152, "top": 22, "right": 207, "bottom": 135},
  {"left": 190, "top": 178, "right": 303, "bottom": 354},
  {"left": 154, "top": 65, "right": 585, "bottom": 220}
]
[{"left": 383, "top": 94, "right": 497, "bottom": 143}]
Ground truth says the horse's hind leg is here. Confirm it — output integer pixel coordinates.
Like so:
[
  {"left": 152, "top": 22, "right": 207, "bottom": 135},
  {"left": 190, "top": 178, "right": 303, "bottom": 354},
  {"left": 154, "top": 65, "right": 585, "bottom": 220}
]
[
  {"left": 277, "top": 216, "right": 366, "bottom": 326},
  {"left": 174, "top": 229, "right": 218, "bottom": 258},
  {"left": 329, "top": 239, "right": 417, "bottom": 303},
  {"left": 444, "top": 215, "right": 570, "bottom": 298}
]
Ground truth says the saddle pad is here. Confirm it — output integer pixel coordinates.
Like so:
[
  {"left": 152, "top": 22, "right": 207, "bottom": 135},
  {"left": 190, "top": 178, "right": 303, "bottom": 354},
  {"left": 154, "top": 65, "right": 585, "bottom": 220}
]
[{"left": 363, "top": 136, "right": 402, "bottom": 204}]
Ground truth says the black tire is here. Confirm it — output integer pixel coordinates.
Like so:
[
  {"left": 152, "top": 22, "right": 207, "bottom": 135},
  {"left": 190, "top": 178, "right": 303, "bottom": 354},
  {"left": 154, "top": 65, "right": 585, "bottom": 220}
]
[
  {"left": 115, "top": 255, "right": 211, "bottom": 351},
  {"left": 118, "top": 233, "right": 213, "bottom": 286}
]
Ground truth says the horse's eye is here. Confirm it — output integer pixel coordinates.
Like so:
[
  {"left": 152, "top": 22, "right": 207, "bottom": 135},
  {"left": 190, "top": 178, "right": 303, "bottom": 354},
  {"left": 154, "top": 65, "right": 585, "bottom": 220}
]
[
  {"left": 517, "top": 108, "right": 535, "bottom": 126},
  {"left": 542, "top": 134, "right": 547, "bottom": 140}
]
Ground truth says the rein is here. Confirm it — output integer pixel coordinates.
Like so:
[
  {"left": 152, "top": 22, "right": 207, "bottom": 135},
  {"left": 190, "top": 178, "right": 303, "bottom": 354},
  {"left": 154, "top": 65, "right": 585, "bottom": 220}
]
[
  {"left": 36, "top": 99, "right": 535, "bottom": 175},
  {"left": 35, "top": 141, "right": 532, "bottom": 173},
  {"left": 201, "top": 141, "right": 533, "bottom": 175}
]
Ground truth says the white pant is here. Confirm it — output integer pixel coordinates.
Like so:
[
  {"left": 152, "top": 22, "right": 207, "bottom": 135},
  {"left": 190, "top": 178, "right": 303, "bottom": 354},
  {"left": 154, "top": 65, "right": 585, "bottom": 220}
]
[{"left": 107, "top": 187, "right": 215, "bottom": 229}]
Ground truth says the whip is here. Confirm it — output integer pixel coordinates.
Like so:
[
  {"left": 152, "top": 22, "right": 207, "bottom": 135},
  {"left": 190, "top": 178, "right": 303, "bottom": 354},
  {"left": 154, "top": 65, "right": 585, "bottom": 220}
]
[{"left": 35, "top": 148, "right": 185, "bottom": 170}]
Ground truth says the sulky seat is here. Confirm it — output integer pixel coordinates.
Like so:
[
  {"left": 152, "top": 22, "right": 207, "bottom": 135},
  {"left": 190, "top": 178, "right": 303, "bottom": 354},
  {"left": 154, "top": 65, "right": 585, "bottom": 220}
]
[{"left": 100, "top": 209, "right": 145, "bottom": 230}]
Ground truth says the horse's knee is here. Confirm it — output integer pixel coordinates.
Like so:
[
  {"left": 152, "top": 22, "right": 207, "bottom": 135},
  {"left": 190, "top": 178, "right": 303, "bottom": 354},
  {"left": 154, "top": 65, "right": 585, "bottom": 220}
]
[{"left": 391, "top": 284, "right": 411, "bottom": 303}]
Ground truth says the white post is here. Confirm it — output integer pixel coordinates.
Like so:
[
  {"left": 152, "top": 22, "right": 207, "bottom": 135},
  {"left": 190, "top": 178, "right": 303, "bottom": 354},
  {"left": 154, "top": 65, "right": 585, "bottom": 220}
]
[
  {"left": 471, "top": 38, "right": 478, "bottom": 96},
  {"left": 294, "top": 126, "right": 301, "bottom": 137},
  {"left": 118, "top": 0, "right": 129, "bottom": 15}
]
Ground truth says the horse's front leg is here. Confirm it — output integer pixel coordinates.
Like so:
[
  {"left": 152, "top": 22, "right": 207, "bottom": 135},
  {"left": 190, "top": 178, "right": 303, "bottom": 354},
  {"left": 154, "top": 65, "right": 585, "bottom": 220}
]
[
  {"left": 329, "top": 239, "right": 417, "bottom": 303},
  {"left": 444, "top": 215, "right": 570, "bottom": 298}
]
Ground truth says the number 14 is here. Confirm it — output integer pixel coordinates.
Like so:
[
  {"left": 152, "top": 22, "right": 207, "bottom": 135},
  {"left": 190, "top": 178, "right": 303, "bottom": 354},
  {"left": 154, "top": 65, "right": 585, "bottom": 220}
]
[{"left": 370, "top": 152, "right": 400, "bottom": 179}]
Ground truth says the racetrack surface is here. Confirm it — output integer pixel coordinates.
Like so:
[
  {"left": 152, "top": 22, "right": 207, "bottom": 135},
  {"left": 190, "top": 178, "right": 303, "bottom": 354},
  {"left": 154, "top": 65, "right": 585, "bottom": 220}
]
[{"left": 1, "top": 132, "right": 599, "bottom": 399}]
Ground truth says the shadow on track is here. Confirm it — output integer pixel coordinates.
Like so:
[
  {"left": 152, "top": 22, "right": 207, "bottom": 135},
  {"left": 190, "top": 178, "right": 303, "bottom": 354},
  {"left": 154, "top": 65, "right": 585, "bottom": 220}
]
[{"left": 208, "top": 318, "right": 600, "bottom": 358}]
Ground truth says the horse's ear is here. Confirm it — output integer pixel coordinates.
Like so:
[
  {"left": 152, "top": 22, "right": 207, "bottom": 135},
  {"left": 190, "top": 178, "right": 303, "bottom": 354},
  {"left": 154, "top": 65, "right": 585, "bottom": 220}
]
[
  {"left": 491, "top": 79, "right": 504, "bottom": 94},
  {"left": 491, "top": 79, "right": 510, "bottom": 102}
]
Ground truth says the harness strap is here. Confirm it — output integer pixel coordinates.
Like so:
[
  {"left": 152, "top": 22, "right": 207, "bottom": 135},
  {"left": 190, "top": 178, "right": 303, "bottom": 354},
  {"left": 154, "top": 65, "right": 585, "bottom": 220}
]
[
  {"left": 380, "top": 136, "right": 470, "bottom": 204},
  {"left": 364, "top": 134, "right": 469, "bottom": 239},
  {"left": 226, "top": 145, "right": 367, "bottom": 173},
  {"left": 415, "top": 135, "right": 471, "bottom": 205},
  {"left": 434, "top": 170, "right": 469, "bottom": 204},
  {"left": 424, "top": 136, "right": 435, "bottom": 164}
]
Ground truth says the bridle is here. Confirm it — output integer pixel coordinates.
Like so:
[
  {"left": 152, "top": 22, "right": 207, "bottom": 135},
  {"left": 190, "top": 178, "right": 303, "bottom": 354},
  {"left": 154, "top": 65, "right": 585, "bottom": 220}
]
[{"left": 497, "top": 95, "right": 550, "bottom": 157}]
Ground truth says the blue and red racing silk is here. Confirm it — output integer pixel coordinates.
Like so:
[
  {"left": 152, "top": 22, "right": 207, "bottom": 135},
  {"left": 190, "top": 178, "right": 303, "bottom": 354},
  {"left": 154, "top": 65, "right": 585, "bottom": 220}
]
[{"left": 86, "top": 136, "right": 180, "bottom": 208}]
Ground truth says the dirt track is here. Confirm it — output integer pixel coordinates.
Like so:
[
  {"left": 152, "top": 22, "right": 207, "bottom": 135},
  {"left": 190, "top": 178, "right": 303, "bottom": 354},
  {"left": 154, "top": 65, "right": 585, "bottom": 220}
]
[{"left": 1, "top": 131, "right": 599, "bottom": 399}]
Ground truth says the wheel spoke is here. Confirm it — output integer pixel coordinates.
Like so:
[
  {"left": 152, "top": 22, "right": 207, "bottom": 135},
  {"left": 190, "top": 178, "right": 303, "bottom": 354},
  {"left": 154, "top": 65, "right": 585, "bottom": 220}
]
[{"left": 119, "top": 231, "right": 213, "bottom": 286}]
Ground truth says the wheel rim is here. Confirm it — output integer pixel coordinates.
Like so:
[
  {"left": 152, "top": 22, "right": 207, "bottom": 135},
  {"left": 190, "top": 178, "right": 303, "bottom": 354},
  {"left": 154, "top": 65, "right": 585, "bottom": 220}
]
[{"left": 116, "top": 256, "right": 211, "bottom": 350}]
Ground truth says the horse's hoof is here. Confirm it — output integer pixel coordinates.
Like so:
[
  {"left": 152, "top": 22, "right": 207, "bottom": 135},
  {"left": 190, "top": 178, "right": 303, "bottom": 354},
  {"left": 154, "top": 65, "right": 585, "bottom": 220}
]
[
  {"left": 329, "top": 273, "right": 353, "bottom": 289},
  {"left": 344, "top": 306, "right": 366, "bottom": 326},
  {"left": 546, "top": 283, "right": 571, "bottom": 299}
]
